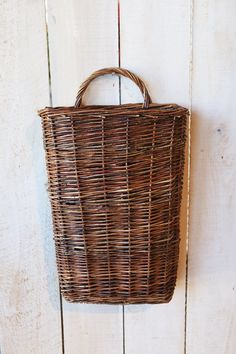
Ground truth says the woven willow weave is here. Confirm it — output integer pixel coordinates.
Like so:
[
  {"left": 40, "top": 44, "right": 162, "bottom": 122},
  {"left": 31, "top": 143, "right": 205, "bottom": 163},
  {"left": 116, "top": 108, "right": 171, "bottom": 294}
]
[{"left": 38, "top": 68, "right": 188, "bottom": 304}]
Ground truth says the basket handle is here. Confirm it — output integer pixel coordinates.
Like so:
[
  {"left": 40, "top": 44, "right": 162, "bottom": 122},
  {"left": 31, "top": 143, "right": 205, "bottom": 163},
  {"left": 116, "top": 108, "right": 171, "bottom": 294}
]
[{"left": 74, "top": 67, "right": 152, "bottom": 108}]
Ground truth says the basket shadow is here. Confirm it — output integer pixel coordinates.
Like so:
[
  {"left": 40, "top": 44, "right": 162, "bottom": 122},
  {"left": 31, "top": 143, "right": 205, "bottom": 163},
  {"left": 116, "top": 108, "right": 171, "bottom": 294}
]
[
  {"left": 176, "top": 125, "right": 190, "bottom": 285},
  {"left": 62, "top": 300, "right": 122, "bottom": 313}
]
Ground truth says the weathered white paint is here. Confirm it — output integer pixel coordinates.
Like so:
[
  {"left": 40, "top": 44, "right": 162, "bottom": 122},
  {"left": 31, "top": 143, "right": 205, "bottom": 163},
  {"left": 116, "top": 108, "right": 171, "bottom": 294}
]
[
  {"left": 1, "top": 0, "right": 236, "bottom": 353},
  {"left": 187, "top": 1, "right": 236, "bottom": 353},
  {"left": 46, "top": 1, "right": 123, "bottom": 353},
  {"left": 0, "top": 1, "right": 62, "bottom": 353},
  {"left": 119, "top": 1, "right": 191, "bottom": 353}
]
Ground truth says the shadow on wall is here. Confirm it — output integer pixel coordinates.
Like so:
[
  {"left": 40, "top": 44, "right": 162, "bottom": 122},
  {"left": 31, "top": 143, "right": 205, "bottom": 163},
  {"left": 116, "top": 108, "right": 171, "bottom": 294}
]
[{"left": 178, "top": 125, "right": 190, "bottom": 286}]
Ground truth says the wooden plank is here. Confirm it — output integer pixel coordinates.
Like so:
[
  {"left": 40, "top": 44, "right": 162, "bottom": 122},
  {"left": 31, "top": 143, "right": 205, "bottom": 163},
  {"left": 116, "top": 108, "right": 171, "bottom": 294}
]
[
  {"left": 187, "top": 1, "right": 236, "bottom": 353},
  {"left": 0, "top": 1, "right": 62, "bottom": 353},
  {"left": 119, "top": 1, "right": 191, "bottom": 353},
  {"left": 46, "top": 1, "right": 123, "bottom": 353}
]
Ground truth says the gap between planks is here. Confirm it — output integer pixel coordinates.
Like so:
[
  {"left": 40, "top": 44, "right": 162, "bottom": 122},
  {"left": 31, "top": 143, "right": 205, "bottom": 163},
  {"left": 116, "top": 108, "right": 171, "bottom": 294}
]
[
  {"left": 184, "top": 0, "right": 194, "bottom": 353},
  {"left": 118, "top": 1, "right": 126, "bottom": 354},
  {"left": 44, "top": 0, "right": 65, "bottom": 353}
]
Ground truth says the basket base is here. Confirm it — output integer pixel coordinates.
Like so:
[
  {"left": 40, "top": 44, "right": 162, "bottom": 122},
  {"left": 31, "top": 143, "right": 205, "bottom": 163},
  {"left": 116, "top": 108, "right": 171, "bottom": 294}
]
[{"left": 61, "top": 291, "right": 175, "bottom": 305}]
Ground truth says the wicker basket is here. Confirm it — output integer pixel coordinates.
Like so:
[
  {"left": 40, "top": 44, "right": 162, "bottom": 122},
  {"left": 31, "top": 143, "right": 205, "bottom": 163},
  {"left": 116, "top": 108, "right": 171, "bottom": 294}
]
[{"left": 38, "top": 67, "right": 188, "bottom": 304}]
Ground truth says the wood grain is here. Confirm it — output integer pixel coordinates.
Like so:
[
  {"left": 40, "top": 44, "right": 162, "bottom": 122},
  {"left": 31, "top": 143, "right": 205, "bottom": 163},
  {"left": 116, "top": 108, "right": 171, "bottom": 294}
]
[
  {"left": 119, "top": 0, "right": 191, "bottom": 353},
  {"left": 1, "top": 0, "right": 235, "bottom": 352},
  {"left": 187, "top": 1, "right": 236, "bottom": 353},
  {"left": 46, "top": 1, "right": 123, "bottom": 353},
  {"left": 0, "top": 1, "right": 62, "bottom": 353}
]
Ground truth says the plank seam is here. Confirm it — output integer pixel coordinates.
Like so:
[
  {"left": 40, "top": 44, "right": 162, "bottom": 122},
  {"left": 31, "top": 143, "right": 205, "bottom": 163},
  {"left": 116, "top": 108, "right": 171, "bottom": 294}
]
[
  {"left": 184, "top": 0, "right": 194, "bottom": 353},
  {"left": 118, "top": 0, "right": 121, "bottom": 105},
  {"left": 118, "top": 2, "right": 126, "bottom": 354},
  {"left": 43, "top": 1, "right": 65, "bottom": 353}
]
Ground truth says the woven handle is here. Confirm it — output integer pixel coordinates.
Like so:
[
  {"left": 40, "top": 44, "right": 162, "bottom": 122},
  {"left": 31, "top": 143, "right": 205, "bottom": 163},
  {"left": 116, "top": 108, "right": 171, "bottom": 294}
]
[{"left": 74, "top": 67, "right": 152, "bottom": 108}]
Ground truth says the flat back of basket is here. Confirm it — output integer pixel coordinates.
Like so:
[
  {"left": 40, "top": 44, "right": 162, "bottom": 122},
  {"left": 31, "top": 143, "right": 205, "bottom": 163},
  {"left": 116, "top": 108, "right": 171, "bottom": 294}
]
[{"left": 39, "top": 67, "right": 188, "bottom": 304}]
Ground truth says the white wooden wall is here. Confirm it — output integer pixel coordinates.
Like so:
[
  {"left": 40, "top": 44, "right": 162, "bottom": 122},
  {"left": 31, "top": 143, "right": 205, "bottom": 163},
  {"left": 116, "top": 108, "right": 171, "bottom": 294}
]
[{"left": 0, "top": 1, "right": 235, "bottom": 353}]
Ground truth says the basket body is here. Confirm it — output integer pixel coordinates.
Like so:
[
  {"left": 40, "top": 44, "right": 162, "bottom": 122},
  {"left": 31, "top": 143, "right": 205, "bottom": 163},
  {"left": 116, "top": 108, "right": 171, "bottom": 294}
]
[{"left": 39, "top": 103, "right": 187, "bottom": 304}]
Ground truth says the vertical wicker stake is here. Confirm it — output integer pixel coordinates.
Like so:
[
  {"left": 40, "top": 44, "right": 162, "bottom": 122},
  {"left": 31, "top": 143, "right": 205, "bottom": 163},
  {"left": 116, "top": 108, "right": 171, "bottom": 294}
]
[{"left": 38, "top": 67, "right": 188, "bottom": 304}]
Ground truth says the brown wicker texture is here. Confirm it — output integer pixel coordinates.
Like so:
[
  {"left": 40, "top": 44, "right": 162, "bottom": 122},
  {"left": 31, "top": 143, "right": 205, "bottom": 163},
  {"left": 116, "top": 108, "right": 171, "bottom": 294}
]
[{"left": 38, "top": 67, "right": 188, "bottom": 304}]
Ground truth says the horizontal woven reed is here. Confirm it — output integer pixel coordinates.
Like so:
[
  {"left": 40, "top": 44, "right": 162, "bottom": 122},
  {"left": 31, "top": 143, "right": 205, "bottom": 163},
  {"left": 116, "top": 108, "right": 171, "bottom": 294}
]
[{"left": 38, "top": 67, "right": 188, "bottom": 304}]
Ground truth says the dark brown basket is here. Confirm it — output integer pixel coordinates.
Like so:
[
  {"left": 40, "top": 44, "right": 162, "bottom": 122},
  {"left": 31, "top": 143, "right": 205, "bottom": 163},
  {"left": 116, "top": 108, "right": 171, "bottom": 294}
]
[{"left": 38, "top": 67, "right": 188, "bottom": 304}]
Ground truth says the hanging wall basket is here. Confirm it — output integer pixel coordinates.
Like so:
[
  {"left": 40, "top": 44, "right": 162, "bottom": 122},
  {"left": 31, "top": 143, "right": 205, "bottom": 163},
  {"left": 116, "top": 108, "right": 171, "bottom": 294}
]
[{"left": 38, "top": 67, "right": 188, "bottom": 304}]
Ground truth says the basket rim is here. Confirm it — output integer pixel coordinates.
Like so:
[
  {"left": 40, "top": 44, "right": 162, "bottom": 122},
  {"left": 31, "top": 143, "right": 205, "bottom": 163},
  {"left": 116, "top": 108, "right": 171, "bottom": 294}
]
[{"left": 38, "top": 102, "right": 189, "bottom": 117}]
